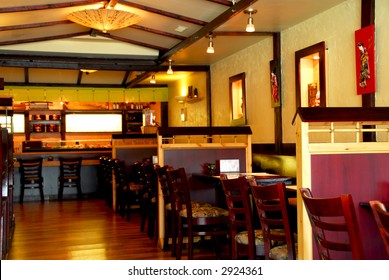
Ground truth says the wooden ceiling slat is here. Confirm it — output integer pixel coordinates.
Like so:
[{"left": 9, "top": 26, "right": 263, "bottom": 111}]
[
  {"left": 100, "top": 33, "right": 169, "bottom": 52},
  {"left": 130, "top": 25, "right": 187, "bottom": 41},
  {"left": 119, "top": 0, "right": 208, "bottom": 26}
]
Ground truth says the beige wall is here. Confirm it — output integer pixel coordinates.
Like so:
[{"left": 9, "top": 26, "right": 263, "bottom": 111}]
[{"left": 211, "top": 0, "right": 389, "bottom": 144}]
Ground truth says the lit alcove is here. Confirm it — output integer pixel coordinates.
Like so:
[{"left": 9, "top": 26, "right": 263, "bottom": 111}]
[{"left": 295, "top": 41, "right": 326, "bottom": 108}]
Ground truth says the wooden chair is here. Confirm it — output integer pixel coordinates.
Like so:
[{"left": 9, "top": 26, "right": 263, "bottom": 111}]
[
  {"left": 369, "top": 200, "right": 389, "bottom": 257},
  {"left": 167, "top": 167, "right": 230, "bottom": 260},
  {"left": 112, "top": 159, "right": 136, "bottom": 220},
  {"left": 219, "top": 174, "right": 265, "bottom": 259},
  {"left": 58, "top": 157, "right": 82, "bottom": 200},
  {"left": 155, "top": 165, "right": 175, "bottom": 253},
  {"left": 132, "top": 161, "right": 158, "bottom": 236},
  {"left": 99, "top": 156, "right": 113, "bottom": 207},
  {"left": 141, "top": 161, "right": 159, "bottom": 238},
  {"left": 18, "top": 158, "right": 44, "bottom": 203},
  {"left": 300, "top": 188, "right": 364, "bottom": 260},
  {"left": 250, "top": 181, "right": 297, "bottom": 260}
]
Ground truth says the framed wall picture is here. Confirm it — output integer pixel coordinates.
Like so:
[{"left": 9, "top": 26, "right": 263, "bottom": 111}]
[{"left": 270, "top": 60, "right": 281, "bottom": 107}]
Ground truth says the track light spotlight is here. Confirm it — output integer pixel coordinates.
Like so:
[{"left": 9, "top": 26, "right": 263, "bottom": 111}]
[
  {"left": 207, "top": 33, "right": 215, "bottom": 53},
  {"left": 244, "top": 9, "right": 257, "bottom": 32},
  {"left": 167, "top": 59, "right": 173, "bottom": 74}
]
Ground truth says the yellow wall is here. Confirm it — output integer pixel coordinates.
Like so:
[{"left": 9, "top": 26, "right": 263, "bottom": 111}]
[
  {"left": 211, "top": 0, "right": 389, "bottom": 144},
  {"left": 168, "top": 72, "right": 208, "bottom": 127}
]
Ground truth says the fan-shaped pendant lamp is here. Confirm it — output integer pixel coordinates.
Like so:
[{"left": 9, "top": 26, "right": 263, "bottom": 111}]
[{"left": 68, "top": 8, "right": 141, "bottom": 33}]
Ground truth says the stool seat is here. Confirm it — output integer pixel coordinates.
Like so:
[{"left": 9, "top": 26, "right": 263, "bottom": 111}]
[
  {"left": 58, "top": 157, "right": 82, "bottom": 200},
  {"left": 19, "top": 158, "right": 44, "bottom": 203}
]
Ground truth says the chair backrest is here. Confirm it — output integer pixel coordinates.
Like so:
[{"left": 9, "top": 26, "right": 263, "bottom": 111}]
[
  {"left": 300, "top": 188, "right": 364, "bottom": 260},
  {"left": 112, "top": 159, "right": 127, "bottom": 189},
  {"left": 19, "top": 158, "right": 43, "bottom": 181},
  {"left": 155, "top": 165, "right": 173, "bottom": 207},
  {"left": 142, "top": 162, "right": 158, "bottom": 194},
  {"left": 100, "top": 156, "right": 113, "bottom": 185},
  {"left": 59, "top": 157, "right": 82, "bottom": 178},
  {"left": 369, "top": 200, "right": 389, "bottom": 256},
  {"left": 220, "top": 174, "right": 256, "bottom": 259},
  {"left": 250, "top": 181, "right": 296, "bottom": 260},
  {"left": 167, "top": 168, "right": 191, "bottom": 217}
]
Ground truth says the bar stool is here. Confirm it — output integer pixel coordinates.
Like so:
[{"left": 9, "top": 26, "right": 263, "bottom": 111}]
[
  {"left": 58, "top": 157, "right": 83, "bottom": 200},
  {"left": 18, "top": 158, "right": 44, "bottom": 203}
]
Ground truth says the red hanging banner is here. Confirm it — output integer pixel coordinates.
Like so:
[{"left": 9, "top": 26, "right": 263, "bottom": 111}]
[{"left": 354, "top": 24, "right": 376, "bottom": 94}]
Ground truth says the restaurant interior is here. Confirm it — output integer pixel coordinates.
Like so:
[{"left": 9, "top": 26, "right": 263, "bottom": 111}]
[{"left": 0, "top": 0, "right": 389, "bottom": 261}]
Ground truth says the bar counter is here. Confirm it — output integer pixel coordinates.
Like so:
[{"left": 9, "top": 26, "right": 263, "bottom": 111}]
[{"left": 13, "top": 149, "right": 111, "bottom": 202}]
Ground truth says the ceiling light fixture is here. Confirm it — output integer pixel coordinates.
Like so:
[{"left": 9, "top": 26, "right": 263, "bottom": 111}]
[
  {"left": 80, "top": 69, "right": 98, "bottom": 75},
  {"left": 150, "top": 75, "right": 156, "bottom": 84},
  {"left": 167, "top": 59, "right": 174, "bottom": 75},
  {"left": 244, "top": 9, "right": 257, "bottom": 32},
  {"left": 207, "top": 33, "right": 215, "bottom": 54},
  {"left": 67, "top": 8, "right": 141, "bottom": 33}
]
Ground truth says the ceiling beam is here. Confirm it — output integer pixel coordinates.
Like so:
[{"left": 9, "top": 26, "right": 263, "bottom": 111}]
[
  {"left": 158, "top": 0, "right": 258, "bottom": 62},
  {"left": 0, "top": 1, "right": 104, "bottom": 13},
  {"left": 0, "top": 32, "right": 89, "bottom": 46},
  {"left": 121, "top": 71, "right": 131, "bottom": 87},
  {"left": 0, "top": 20, "right": 72, "bottom": 32},
  {"left": 24, "top": 68, "right": 29, "bottom": 84},
  {"left": 206, "top": 0, "right": 233, "bottom": 6},
  {"left": 212, "top": 31, "right": 274, "bottom": 36},
  {"left": 106, "top": 0, "right": 119, "bottom": 9},
  {"left": 125, "top": 71, "right": 154, "bottom": 88}
]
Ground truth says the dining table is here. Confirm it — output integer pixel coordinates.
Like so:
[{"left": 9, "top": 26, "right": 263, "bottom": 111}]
[{"left": 190, "top": 172, "right": 298, "bottom": 233}]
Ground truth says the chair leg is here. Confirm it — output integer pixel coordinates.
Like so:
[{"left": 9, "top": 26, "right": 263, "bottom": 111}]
[
  {"left": 162, "top": 210, "right": 170, "bottom": 251},
  {"left": 187, "top": 231, "right": 194, "bottom": 260},
  {"left": 58, "top": 184, "right": 63, "bottom": 201},
  {"left": 171, "top": 213, "right": 177, "bottom": 257},
  {"left": 19, "top": 186, "right": 25, "bottom": 203},
  {"left": 39, "top": 186, "right": 45, "bottom": 202},
  {"left": 176, "top": 221, "right": 183, "bottom": 260},
  {"left": 76, "top": 182, "right": 82, "bottom": 199}
]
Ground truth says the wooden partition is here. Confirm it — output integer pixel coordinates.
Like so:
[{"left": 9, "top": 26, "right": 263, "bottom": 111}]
[
  {"left": 295, "top": 107, "right": 389, "bottom": 260},
  {"left": 156, "top": 126, "right": 252, "bottom": 249}
]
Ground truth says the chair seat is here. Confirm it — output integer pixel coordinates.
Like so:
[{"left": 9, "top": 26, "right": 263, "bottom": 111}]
[
  {"left": 180, "top": 206, "right": 229, "bottom": 218},
  {"left": 235, "top": 229, "right": 266, "bottom": 256},
  {"left": 166, "top": 200, "right": 211, "bottom": 211},
  {"left": 235, "top": 229, "right": 264, "bottom": 245},
  {"left": 269, "top": 243, "right": 298, "bottom": 260}
]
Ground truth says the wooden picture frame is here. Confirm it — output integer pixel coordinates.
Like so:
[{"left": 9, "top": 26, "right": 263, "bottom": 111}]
[
  {"left": 295, "top": 41, "right": 326, "bottom": 108},
  {"left": 229, "top": 72, "right": 246, "bottom": 126},
  {"left": 270, "top": 60, "right": 281, "bottom": 107}
]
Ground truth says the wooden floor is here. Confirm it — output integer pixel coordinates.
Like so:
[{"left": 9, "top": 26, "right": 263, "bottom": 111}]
[{"left": 7, "top": 198, "right": 229, "bottom": 260}]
